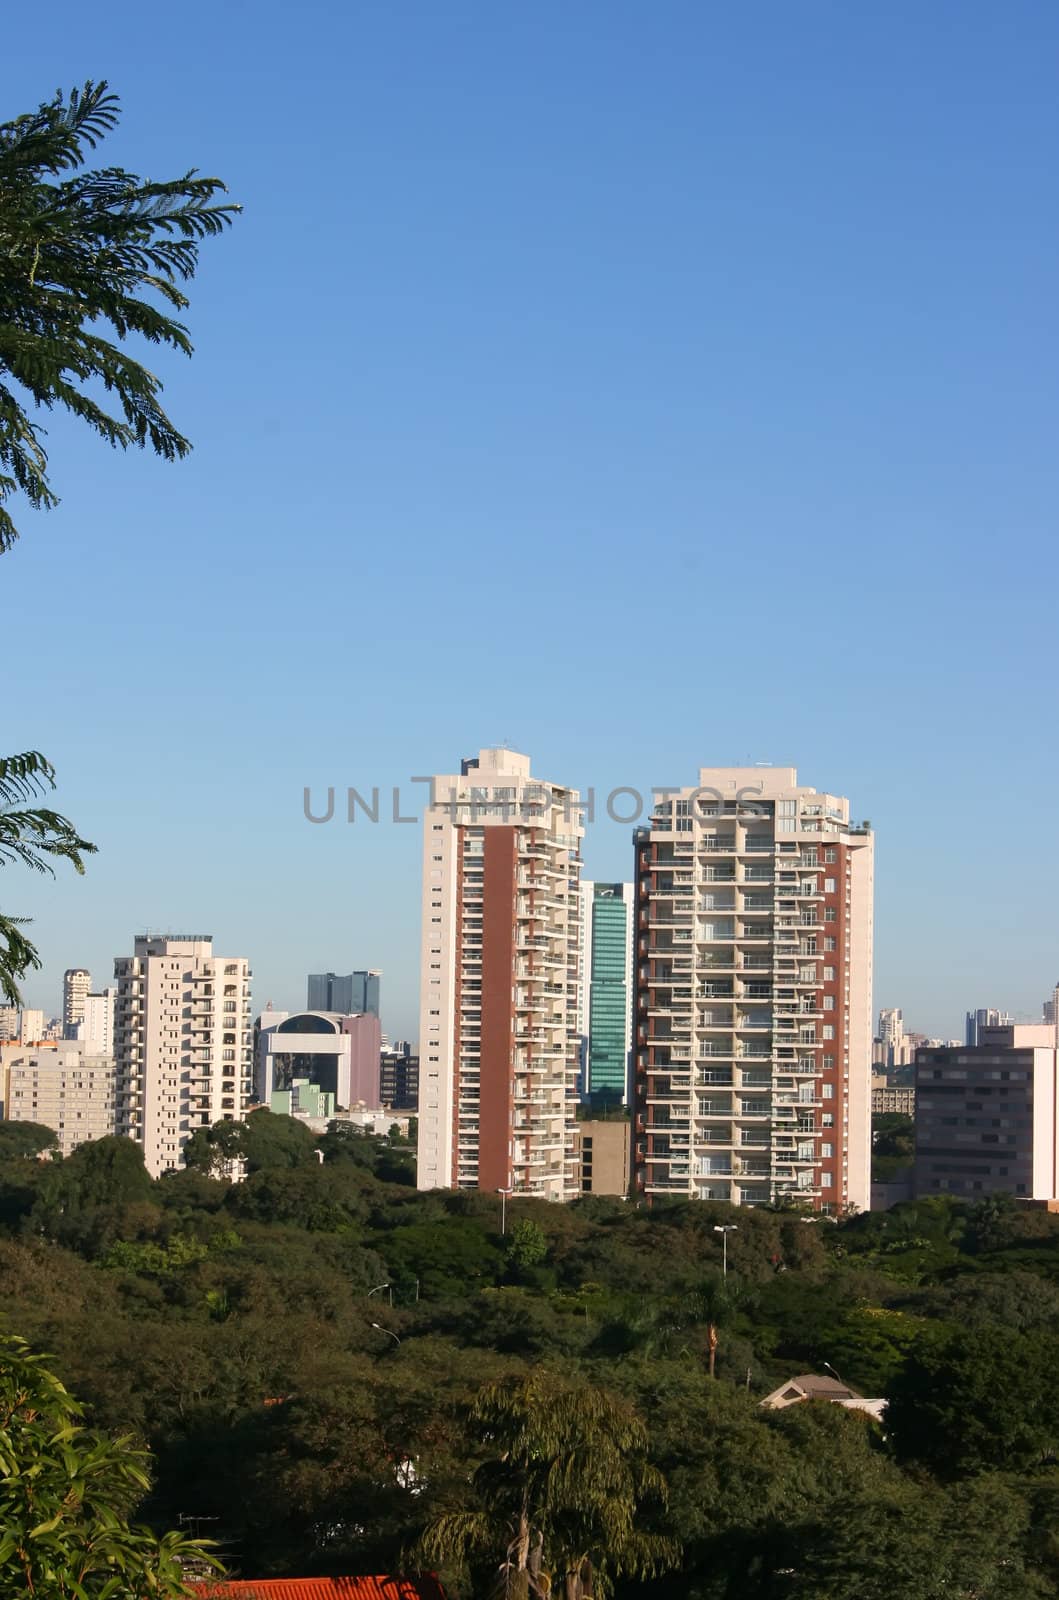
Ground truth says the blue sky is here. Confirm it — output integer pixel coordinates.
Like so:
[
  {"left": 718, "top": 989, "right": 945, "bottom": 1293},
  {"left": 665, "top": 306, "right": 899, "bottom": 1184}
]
[{"left": 4, "top": 0, "right": 1058, "bottom": 1040}]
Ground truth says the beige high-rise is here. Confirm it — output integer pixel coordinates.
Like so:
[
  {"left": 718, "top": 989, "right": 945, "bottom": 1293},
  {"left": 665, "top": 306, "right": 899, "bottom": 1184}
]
[
  {"left": 63, "top": 968, "right": 92, "bottom": 1037},
  {"left": 114, "top": 935, "right": 252, "bottom": 1178},
  {"left": 633, "top": 768, "right": 874, "bottom": 1213},
  {"left": 417, "top": 749, "right": 583, "bottom": 1201}
]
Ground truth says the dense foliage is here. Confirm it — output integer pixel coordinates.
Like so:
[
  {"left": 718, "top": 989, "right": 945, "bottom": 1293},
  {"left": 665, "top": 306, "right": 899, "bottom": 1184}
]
[
  {"left": 0, "top": 1331, "right": 214, "bottom": 1597},
  {"left": 3, "top": 1115, "right": 1059, "bottom": 1597}
]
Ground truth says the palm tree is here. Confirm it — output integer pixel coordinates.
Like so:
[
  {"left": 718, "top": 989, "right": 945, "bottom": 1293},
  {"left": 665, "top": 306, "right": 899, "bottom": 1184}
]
[
  {"left": 417, "top": 1371, "right": 678, "bottom": 1599},
  {"left": 0, "top": 751, "right": 94, "bottom": 1003},
  {"left": 0, "top": 80, "right": 239, "bottom": 549}
]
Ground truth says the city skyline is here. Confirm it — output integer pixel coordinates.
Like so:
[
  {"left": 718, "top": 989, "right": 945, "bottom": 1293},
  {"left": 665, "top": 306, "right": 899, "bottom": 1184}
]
[
  {"left": 13, "top": 758, "right": 1058, "bottom": 1048},
  {"left": 5, "top": 2, "right": 1059, "bottom": 1051}
]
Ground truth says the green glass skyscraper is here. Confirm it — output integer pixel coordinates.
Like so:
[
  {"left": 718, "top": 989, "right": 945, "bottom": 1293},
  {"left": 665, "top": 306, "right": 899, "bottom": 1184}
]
[{"left": 580, "top": 881, "right": 633, "bottom": 1103}]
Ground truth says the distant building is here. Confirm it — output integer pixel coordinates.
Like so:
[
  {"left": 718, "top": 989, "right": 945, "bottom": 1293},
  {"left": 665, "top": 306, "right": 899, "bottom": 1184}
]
[
  {"left": 1043, "top": 983, "right": 1059, "bottom": 1042},
  {"left": 256, "top": 1010, "right": 382, "bottom": 1109},
  {"left": 871, "top": 1073, "right": 915, "bottom": 1116},
  {"left": 114, "top": 935, "right": 253, "bottom": 1178},
  {"left": 965, "top": 1008, "right": 1013, "bottom": 1046},
  {"left": 0, "top": 1007, "right": 17, "bottom": 1042},
  {"left": 1, "top": 1044, "right": 116, "bottom": 1156},
  {"left": 915, "top": 1024, "right": 1059, "bottom": 1199},
  {"left": 578, "top": 881, "right": 634, "bottom": 1104},
  {"left": 62, "top": 968, "right": 92, "bottom": 1037},
  {"left": 572, "top": 1118, "right": 630, "bottom": 1197},
  {"left": 75, "top": 989, "right": 115, "bottom": 1056},
  {"left": 270, "top": 1078, "right": 336, "bottom": 1119},
  {"left": 19, "top": 1009, "right": 45, "bottom": 1045},
  {"left": 875, "top": 1007, "right": 913, "bottom": 1069},
  {"left": 307, "top": 971, "right": 380, "bottom": 1017},
  {"left": 380, "top": 1042, "right": 419, "bottom": 1111}
]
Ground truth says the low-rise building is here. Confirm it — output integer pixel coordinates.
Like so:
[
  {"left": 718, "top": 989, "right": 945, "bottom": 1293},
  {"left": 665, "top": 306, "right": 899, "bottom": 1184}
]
[
  {"left": 760, "top": 1373, "right": 886, "bottom": 1422},
  {"left": 1, "top": 1043, "right": 117, "bottom": 1155},
  {"left": 871, "top": 1074, "right": 915, "bottom": 1116}
]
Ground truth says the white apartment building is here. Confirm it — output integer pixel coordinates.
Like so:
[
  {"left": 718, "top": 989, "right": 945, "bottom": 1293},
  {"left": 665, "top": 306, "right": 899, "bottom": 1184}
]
[
  {"left": 19, "top": 1009, "right": 45, "bottom": 1045},
  {"left": 63, "top": 968, "right": 92, "bottom": 1036},
  {"left": 114, "top": 935, "right": 252, "bottom": 1178},
  {"left": 633, "top": 768, "right": 874, "bottom": 1213},
  {"left": 417, "top": 748, "right": 584, "bottom": 1201},
  {"left": 2, "top": 1044, "right": 117, "bottom": 1156},
  {"left": 75, "top": 989, "right": 116, "bottom": 1055}
]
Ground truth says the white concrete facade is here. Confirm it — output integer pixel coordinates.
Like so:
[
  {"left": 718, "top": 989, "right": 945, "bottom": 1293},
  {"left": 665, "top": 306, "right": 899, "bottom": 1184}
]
[
  {"left": 113, "top": 936, "right": 252, "bottom": 1178},
  {"left": 75, "top": 989, "right": 115, "bottom": 1056},
  {"left": 417, "top": 748, "right": 584, "bottom": 1201},
  {"left": 63, "top": 969, "right": 92, "bottom": 1037},
  {"left": 633, "top": 767, "right": 874, "bottom": 1213}
]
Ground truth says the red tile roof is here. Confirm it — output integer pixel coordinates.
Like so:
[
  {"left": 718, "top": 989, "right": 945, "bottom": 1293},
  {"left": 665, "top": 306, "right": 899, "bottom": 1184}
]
[{"left": 191, "top": 1580, "right": 444, "bottom": 1600}]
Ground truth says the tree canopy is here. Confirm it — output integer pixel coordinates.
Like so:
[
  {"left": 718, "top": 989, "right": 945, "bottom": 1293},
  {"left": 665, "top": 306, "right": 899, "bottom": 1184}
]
[{"left": 0, "top": 79, "right": 239, "bottom": 550}]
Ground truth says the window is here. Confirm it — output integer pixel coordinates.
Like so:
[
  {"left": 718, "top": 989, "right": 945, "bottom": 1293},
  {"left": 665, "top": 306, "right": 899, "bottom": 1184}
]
[
  {"left": 824, "top": 847, "right": 837, "bottom": 863},
  {"left": 823, "top": 1113, "right": 834, "bottom": 1127},
  {"left": 824, "top": 878, "right": 836, "bottom": 893},
  {"left": 822, "top": 1142, "right": 833, "bottom": 1158},
  {"left": 824, "top": 907, "right": 837, "bottom": 922},
  {"left": 823, "top": 995, "right": 835, "bottom": 1010},
  {"left": 823, "top": 1084, "right": 834, "bottom": 1100},
  {"left": 822, "top": 966, "right": 834, "bottom": 980},
  {"left": 825, "top": 937, "right": 836, "bottom": 951},
  {"left": 821, "top": 1171, "right": 833, "bottom": 1186}
]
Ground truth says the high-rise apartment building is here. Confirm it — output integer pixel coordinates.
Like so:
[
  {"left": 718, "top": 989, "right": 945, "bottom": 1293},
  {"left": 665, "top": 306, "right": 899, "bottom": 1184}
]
[
  {"left": 114, "top": 935, "right": 252, "bottom": 1178},
  {"left": 578, "top": 881, "right": 634, "bottom": 1103},
  {"left": 632, "top": 768, "right": 874, "bottom": 1212},
  {"left": 416, "top": 747, "right": 583, "bottom": 1200},
  {"left": 75, "top": 988, "right": 116, "bottom": 1056},
  {"left": 0, "top": 1006, "right": 19, "bottom": 1042},
  {"left": 63, "top": 968, "right": 92, "bottom": 1038},
  {"left": 306, "top": 971, "right": 381, "bottom": 1016},
  {"left": 1, "top": 1044, "right": 116, "bottom": 1156}
]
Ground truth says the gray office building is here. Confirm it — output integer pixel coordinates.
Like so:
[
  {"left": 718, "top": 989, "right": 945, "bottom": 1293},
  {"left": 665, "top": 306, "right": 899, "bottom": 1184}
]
[
  {"left": 306, "top": 970, "right": 380, "bottom": 1016},
  {"left": 915, "top": 1024, "right": 1059, "bottom": 1200}
]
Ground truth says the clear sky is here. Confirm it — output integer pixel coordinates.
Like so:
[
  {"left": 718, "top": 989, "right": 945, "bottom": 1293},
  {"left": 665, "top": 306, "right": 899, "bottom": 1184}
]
[{"left": 4, "top": 1, "right": 1058, "bottom": 1042}]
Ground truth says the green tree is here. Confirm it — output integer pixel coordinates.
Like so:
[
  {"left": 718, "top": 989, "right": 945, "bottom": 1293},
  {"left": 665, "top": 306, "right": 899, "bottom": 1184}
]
[
  {"left": 887, "top": 1323, "right": 1059, "bottom": 1476},
  {"left": 0, "top": 80, "right": 239, "bottom": 550},
  {"left": 417, "top": 1371, "right": 677, "bottom": 1600},
  {"left": 506, "top": 1219, "right": 549, "bottom": 1272},
  {"left": 0, "top": 1331, "right": 216, "bottom": 1596},
  {"left": 0, "top": 1118, "right": 58, "bottom": 1160},
  {"left": 184, "top": 1110, "right": 319, "bottom": 1176},
  {"left": 0, "top": 750, "right": 94, "bottom": 1003}
]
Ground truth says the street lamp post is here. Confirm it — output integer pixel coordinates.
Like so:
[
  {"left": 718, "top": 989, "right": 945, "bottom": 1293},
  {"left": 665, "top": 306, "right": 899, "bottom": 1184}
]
[
  {"left": 371, "top": 1323, "right": 401, "bottom": 1348},
  {"left": 497, "top": 1187, "right": 513, "bottom": 1235},
  {"left": 368, "top": 1282, "right": 392, "bottom": 1306},
  {"left": 713, "top": 1224, "right": 738, "bottom": 1278}
]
